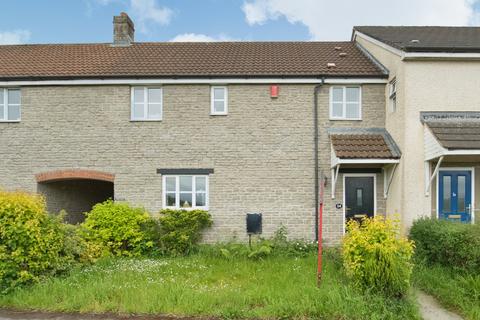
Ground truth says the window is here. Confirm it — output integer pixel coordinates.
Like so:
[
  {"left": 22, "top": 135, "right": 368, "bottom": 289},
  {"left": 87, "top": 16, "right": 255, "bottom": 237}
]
[
  {"left": 0, "top": 88, "right": 21, "bottom": 122},
  {"left": 131, "top": 87, "right": 162, "bottom": 121},
  {"left": 329, "top": 86, "right": 361, "bottom": 120},
  {"left": 163, "top": 175, "right": 208, "bottom": 209},
  {"left": 389, "top": 78, "right": 397, "bottom": 112},
  {"left": 211, "top": 86, "right": 228, "bottom": 115}
]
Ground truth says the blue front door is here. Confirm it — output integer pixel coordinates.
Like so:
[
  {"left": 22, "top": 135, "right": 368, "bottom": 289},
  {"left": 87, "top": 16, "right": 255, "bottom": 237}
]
[{"left": 438, "top": 171, "right": 472, "bottom": 223}]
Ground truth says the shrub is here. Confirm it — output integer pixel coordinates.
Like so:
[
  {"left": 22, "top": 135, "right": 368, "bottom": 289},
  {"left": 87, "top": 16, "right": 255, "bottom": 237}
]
[
  {"left": 409, "top": 218, "right": 480, "bottom": 272},
  {"left": 0, "top": 190, "right": 74, "bottom": 292},
  {"left": 158, "top": 209, "right": 212, "bottom": 255},
  {"left": 81, "top": 200, "right": 156, "bottom": 257},
  {"left": 342, "top": 216, "right": 415, "bottom": 297}
]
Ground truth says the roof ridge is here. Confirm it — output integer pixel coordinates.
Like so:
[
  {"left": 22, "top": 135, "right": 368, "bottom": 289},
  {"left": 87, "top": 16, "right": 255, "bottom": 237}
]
[{"left": 0, "top": 40, "right": 356, "bottom": 47}]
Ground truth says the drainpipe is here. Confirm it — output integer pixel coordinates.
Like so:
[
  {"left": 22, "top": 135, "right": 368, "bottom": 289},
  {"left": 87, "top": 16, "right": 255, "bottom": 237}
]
[
  {"left": 314, "top": 78, "right": 325, "bottom": 241},
  {"left": 314, "top": 78, "right": 325, "bottom": 285}
]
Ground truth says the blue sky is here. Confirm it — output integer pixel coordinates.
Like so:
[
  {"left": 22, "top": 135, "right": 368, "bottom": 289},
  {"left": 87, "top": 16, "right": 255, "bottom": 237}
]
[{"left": 1, "top": 0, "right": 480, "bottom": 45}]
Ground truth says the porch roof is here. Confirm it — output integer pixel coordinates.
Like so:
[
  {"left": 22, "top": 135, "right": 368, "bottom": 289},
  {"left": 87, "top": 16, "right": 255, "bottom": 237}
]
[
  {"left": 421, "top": 112, "right": 480, "bottom": 160},
  {"left": 328, "top": 128, "right": 401, "bottom": 166}
]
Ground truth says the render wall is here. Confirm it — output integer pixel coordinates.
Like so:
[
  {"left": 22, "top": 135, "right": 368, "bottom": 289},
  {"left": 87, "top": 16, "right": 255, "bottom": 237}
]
[
  {"left": 357, "top": 34, "right": 480, "bottom": 230},
  {"left": 355, "top": 36, "right": 406, "bottom": 228},
  {"left": 403, "top": 61, "right": 480, "bottom": 227}
]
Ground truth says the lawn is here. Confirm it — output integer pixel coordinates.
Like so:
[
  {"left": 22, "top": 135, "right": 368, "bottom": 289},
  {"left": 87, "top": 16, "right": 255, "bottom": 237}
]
[
  {"left": 0, "top": 250, "right": 420, "bottom": 319},
  {"left": 413, "top": 262, "right": 480, "bottom": 320}
]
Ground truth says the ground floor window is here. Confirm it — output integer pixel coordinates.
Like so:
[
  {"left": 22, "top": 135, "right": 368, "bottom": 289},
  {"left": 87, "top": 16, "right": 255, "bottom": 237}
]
[{"left": 163, "top": 175, "right": 208, "bottom": 210}]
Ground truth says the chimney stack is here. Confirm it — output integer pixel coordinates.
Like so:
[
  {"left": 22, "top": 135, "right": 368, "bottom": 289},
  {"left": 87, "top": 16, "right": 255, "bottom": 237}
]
[{"left": 113, "top": 12, "right": 134, "bottom": 46}]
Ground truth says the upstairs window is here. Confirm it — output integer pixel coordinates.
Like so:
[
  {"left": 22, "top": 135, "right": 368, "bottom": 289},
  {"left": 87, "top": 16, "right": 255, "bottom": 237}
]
[
  {"left": 211, "top": 86, "right": 228, "bottom": 115},
  {"left": 131, "top": 87, "right": 162, "bottom": 121},
  {"left": 0, "top": 88, "right": 21, "bottom": 122},
  {"left": 163, "top": 175, "right": 208, "bottom": 210},
  {"left": 389, "top": 78, "right": 397, "bottom": 112},
  {"left": 329, "top": 86, "right": 361, "bottom": 120}
]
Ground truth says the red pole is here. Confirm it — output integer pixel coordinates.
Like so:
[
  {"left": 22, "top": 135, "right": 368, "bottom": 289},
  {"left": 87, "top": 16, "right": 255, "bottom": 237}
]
[{"left": 317, "top": 175, "right": 324, "bottom": 285}]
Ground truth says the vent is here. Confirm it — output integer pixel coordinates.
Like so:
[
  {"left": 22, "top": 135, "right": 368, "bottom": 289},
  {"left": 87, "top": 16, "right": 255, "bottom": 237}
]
[{"left": 327, "top": 63, "right": 336, "bottom": 68}]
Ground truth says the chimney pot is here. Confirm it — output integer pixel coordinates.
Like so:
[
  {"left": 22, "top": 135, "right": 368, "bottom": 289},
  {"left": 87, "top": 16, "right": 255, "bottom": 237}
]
[{"left": 113, "top": 12, "right": 135, "bottom": 46}]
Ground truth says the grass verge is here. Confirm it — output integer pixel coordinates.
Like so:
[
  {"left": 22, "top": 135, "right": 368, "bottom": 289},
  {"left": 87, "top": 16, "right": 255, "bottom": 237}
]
[
  {"left": 413, "top": 263, "right": 480, "bottom": 320},
  {"left": 0, "top": 250, "right": 419, "bottom": 319}
]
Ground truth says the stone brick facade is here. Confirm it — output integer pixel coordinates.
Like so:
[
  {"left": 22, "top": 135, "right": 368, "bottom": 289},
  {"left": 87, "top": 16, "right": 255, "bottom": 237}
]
[{"left": 0, "top": 83, "right": 386, "bottom": 244}]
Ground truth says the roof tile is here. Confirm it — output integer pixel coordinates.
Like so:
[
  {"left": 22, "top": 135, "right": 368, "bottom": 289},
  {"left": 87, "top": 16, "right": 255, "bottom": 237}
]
[{"left": 0, "top": 41, "right": 386, "bottom": 80}]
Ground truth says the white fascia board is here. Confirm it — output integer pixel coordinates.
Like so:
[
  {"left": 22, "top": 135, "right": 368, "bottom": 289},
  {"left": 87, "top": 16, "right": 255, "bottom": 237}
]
[
  {"left": 403, "top": 52, "right": 480, "bottom": 60},
  {"left": 445, "top": 149, "right": 480, "bottom": 156},
  {"left": 324, "top": 78, "right": 387, "bottom": 84},
  {"left": 337, "top": 159, "right": 400, "bottom": 164},
  {"left": 0, "top": 77, "right": 387, "bottom": 87}
]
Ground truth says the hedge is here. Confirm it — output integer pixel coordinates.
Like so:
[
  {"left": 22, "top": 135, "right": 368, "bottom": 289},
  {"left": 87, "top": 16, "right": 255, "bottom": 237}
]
[{"left": 409, "top": 218, "right": 480, "bottom": 272}]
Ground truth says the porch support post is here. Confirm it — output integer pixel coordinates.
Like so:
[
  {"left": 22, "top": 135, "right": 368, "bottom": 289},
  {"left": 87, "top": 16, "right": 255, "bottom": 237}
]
[
  {"left": 383, "top": 163, "right": 398, "bottom": 198},
  {"left": 331, "top": 164, "right": 340, "bottom": 199},
  {"left": 425, "top": 156, "right": 444, "bottom": 196}
]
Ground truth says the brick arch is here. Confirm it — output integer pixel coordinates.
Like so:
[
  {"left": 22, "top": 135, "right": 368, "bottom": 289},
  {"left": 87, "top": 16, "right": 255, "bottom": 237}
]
[{"left": 35, "top": 169, "right": 115, "bottom": 183}]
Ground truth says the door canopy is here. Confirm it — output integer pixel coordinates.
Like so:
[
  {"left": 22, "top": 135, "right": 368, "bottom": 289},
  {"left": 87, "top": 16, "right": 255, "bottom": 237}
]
[{"left": 36, "top": 169, "right": 115, "bottom": 183}]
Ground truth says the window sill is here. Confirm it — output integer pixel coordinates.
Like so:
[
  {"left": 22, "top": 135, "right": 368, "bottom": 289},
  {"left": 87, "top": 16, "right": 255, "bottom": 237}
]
[
  {"left": 0, "top": 120, "right": 21, "bottom": 123},
  {"left": 329, "top": 118, "right": 362, "bottom": 121},
  {"left": 163, "top": 207, "right": 209, "bottom": 211},
  {"left": 130, "top": 119, "right": 163, "bottom": 122},
  {"left": 210, "top": 113, "right": 228, "bottom": 116}
]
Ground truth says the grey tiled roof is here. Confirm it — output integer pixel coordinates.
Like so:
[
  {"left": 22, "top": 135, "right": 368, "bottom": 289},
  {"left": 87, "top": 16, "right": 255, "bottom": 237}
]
[
  {"left": 354, "top": 26, "right": 480, "bottom": 53},
  {"left": 421, "top": 112, "right": 480, "bottom": 150}
]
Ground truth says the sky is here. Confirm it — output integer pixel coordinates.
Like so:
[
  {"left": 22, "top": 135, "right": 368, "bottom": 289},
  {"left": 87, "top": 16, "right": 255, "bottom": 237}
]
[{"left": 1, "top": 0, "right": 480, "bottom": 45}]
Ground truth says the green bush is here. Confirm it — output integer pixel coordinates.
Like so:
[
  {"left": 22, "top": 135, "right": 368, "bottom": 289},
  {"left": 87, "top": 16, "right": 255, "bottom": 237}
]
[
  {"left": 0, "top": 190, "right": 74, "bottom": 292},
  {"left": 409, "top": 218, "right": 480, "bottom": 272},
  {"left": 158, "top": 209, "right": 212, "bottom": 256},
  {"left": 81, "top": 200, "right": 156, "bottom": 257},
  {"left": 342, "top": 216, "right": 415, "bottom": 297}
]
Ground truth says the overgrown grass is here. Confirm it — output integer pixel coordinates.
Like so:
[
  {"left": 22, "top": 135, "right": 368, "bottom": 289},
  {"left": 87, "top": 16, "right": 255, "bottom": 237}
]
[
  {"left": 0, "top": 250, "right": 419, "bottom": 319},
  {"left": 413, "top": 262, "right": 480, "bottom": 320}
]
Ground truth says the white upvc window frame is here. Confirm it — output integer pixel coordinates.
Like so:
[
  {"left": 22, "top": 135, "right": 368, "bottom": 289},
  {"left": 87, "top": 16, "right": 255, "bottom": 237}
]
[
  {"left": 0, "top": 88, "right": 21, "bottom": 122},
  {"left": 162, "top": 175, "right": 209, "bottom": 210},
  {"left": 389, "top": 78, "right": 397, "bottom": 113},
  {"left": 131, "top": 86, "right": 163, "bottom": 121},
  {"left": 329, "top": 86, "right": 362, "bottom": 121},
  {"left": 210, "top": 86, "right": 228, "bottom": 115}
]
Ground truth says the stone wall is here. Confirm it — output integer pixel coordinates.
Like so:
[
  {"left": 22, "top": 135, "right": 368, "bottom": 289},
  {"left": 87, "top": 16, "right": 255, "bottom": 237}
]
[{"left": 0, "top": 83, "right": 386, "bottom": 243}]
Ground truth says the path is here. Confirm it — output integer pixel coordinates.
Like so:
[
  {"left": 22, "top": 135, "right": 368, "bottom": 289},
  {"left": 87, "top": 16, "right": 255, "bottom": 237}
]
[{"left": 417, "top": 291, "right": 463, "bottom": 320}]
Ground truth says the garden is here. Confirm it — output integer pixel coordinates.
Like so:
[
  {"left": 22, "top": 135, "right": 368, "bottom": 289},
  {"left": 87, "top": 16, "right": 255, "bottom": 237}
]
[{"left": 0, "top": 189, "right": 478, "bottom": 319}]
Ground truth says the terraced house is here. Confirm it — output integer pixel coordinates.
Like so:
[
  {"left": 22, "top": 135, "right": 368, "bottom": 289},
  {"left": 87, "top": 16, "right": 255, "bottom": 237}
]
[{"left": 0, "top": 13, "right": 476, "bottom": 244}]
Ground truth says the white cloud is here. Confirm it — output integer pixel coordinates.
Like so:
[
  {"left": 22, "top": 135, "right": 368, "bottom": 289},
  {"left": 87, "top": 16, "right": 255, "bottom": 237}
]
[
  {"left": 170, "top": 33, "right": 235, "bottom": 42},
  {"left": 0, "top": 30, "right": 31, "bottom": 45},
  {"left": 91, "top": 0, "right": 173, "bottom": 33},
  {"left": 130, "top": 0, "right": 173, "bottom": 33},
  {"left": 242, "top": 0, "right": 480, "bottom": 40}
]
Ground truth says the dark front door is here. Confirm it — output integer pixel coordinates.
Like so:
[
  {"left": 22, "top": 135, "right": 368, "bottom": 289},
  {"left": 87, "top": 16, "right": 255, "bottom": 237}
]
[
  {"left": 345, "top": 176, "right": 375, "bottom": 224},
  {"left": 439, "top": 170, "right": 472, "bottom": 223}
]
